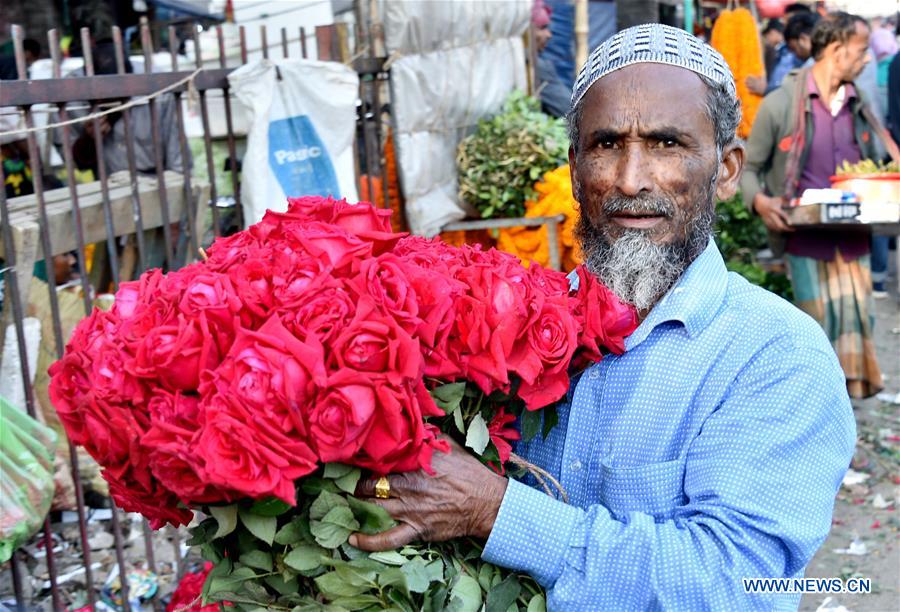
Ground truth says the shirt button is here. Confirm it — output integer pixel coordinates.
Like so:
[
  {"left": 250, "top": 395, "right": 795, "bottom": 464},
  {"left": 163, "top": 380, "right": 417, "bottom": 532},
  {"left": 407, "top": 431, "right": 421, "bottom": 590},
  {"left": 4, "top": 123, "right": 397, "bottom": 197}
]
[{"left": 570, "top": 460, "right": 582, "bottom": 472}]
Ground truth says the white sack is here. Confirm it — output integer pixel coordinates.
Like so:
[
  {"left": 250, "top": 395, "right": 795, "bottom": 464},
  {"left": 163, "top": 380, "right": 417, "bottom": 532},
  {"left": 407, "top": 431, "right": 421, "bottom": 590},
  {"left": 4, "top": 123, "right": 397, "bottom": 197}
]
[{"left": 229, "top": 59, "right": 359, "bottom": 225}]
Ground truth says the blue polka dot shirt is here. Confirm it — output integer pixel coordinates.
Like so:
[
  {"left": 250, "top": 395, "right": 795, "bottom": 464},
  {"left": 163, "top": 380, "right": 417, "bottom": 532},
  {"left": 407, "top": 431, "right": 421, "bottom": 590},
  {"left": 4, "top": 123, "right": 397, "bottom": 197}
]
[{"left": 482, "top": 239, "right": 856, "bottom": 611}]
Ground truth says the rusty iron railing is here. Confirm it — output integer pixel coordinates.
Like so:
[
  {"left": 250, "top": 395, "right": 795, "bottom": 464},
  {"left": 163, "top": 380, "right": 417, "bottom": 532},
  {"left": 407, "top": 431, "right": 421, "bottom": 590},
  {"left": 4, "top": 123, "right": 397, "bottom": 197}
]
[{"left": 0, "top": 15, "right": 392, "bottom": 610}]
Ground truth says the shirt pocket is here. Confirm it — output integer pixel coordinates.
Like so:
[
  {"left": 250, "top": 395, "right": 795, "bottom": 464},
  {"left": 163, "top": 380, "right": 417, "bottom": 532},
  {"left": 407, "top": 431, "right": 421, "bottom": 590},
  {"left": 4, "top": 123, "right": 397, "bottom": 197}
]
[{"left": 597, "top": 459, "right": 686, "bottom": 521}]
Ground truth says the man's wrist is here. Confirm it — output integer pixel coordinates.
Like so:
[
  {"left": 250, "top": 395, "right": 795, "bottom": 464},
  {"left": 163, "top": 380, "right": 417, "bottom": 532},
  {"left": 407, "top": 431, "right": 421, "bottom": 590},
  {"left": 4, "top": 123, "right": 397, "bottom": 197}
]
[{"left": 473, "top": 474, "right": 508, "bottom": 539}]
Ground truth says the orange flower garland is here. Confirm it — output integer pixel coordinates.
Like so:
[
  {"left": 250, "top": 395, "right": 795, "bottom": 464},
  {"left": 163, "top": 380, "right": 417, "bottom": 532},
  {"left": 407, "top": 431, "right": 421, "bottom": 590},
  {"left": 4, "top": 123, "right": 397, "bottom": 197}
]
[{"left": 711, "top": 7, "right": 764, "bottom": 139}]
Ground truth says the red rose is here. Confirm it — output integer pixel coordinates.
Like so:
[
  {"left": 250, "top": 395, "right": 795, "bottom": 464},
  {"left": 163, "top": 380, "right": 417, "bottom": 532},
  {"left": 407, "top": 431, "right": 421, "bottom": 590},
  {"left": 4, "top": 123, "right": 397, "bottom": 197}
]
[
  {"left": 178, "top": 271, "right": 243, "bottom": 333},
  {"left": 106, "top": 467, "right": 192, "bottom": 529},
  {"left": 351, "top": 378, "right": 447, "bottom": 475},
  {"left": 280, "top": 280, "right": 355, "bottom": 344},
  {"left": 349, "top": 254, "right": 421, "bottom": 332},
  {"left": 328, "top": 298, "right": 422, "bottom": 383},
  {"left": 282, "top": 196, "right": 400, "bottom": 252},
  {"left": 280, "top": 221, "right": 373, "bottom": 272},
  {"left": 307, "top": 370, "right": 379, "bottom": 463},
  {"left": 229, "top": 258, "right": 276, "bottom": 320},
  {"left": 204, "top": 229, "right": 264, "bottom": 272},
  {"left": 195, "top": 394, "right": 318, "bottom": 504},
  {"left": 510, "top": 295, "right": 579, "bottom": 410},
  {"left": 142, "top": 391, "right": 231, "bottom": 505},
  {"left": 573, "top": 265, "right": 638, "bottom": 358},
  {"left": 487, "top": 408, "right": 520, "bottom": 474},
  {"left": 202, "top": 316, "right": 326, "bottom": 435},
  {"left": 132, "top": 313, "right": 221, "bottom": 392},
  {"left": 167, "top": 563, "right": 222, "bottom": 612},
  {"left": 269, "top": 247, "right": 330, "bottom": 312}
]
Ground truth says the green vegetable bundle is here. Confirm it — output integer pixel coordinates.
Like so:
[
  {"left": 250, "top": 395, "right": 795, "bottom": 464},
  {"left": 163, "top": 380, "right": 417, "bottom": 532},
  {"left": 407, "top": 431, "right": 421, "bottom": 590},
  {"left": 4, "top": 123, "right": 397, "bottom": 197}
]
[{"left": 457, "top": 92, "right": 569, "bottom": 219}]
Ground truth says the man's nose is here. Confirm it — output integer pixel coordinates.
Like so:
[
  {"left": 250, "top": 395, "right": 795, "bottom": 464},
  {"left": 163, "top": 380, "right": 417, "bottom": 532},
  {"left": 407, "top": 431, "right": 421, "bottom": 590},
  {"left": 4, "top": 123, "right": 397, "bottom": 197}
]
[{"left": 614, "top": 143, "right": 653, "bottom": 197}]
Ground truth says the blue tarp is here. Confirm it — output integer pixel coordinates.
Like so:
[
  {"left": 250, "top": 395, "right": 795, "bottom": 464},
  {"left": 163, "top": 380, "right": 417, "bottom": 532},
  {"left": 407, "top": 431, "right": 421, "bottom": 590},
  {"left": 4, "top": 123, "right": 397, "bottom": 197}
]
[{"left": 544, "top": 0, "right": 617, "bottom": 88}]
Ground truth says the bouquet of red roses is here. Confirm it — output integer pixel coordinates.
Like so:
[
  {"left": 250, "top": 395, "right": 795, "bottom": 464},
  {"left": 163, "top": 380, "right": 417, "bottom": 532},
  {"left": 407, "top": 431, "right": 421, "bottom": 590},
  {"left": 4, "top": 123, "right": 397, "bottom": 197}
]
[{"left": 49, "top": 197, "right": 636, "bottom": 611}]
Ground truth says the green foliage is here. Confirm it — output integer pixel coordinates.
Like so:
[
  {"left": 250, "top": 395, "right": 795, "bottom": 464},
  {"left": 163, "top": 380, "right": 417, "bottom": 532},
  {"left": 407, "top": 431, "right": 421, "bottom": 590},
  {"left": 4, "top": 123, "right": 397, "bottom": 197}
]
[
  {"left": 715, "top": 193, "right": 793, "bottom": 301},
  {"left": 457, "top": 91, "right": 569, "bottom": 219},
  {"left": 196, "top": 467, "right": 546, "bottom": 611}
]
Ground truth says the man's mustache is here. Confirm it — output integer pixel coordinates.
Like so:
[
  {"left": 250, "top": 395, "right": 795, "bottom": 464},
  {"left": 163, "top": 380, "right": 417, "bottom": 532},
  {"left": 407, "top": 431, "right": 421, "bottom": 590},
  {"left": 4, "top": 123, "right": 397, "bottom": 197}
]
[{"left": 602, "top": 194, "right": 676, "bottom": 218}]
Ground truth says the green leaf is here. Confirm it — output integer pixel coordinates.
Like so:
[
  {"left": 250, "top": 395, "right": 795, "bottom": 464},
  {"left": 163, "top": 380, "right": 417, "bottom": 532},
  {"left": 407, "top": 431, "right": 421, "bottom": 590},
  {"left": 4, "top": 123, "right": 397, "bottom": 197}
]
[
  {"left": 311, "top": 507, "right": 359, "bottom": 548},
  {"left": 425, "top": 559, "right": 445, "bottom": 583},
  {"left": 283, "top": 544, "right": 325, "bottom": 572},
  {"left": 449, "top": 574, "right": 483, "bottom": 612},
  {"left": 477, "top": 563, "right": 493, "bottom": 593},
  {"left": 200, "top": 540, "right": 225, "bottom": 564},
  {"left": 334, "top": 468, "right": 361, "bottom": 494},
  {"left": 314, "top": 571, "right": 370, "bottom": 598},
  {"left": 323, "top": 463, "right": 355, "bottom": 479},
  {"left": 377, "top": 567, "right": 410, "bottom": 597},
  {"left": 347, "top": 495, "right": 397, "bottom": 535},
  {"left": 238, "top": 550, "right": 273, "bottom": 572},
  {"left": 310, "top": 490, "right": 349, "bottom": 521},
  {"left": 274, "top": 517, "right": 310, "bottom": 546},
  {"left": 330, "top": 595, "right": 383, "bottom": 610},
  {"left": 201, "top": 557, "right": 232, "bottom": 603},
  {"left": 485, "top": 575, "right": 521, "bottom": 612},
  {"left": 209, "top": 505, "right": 239, "bottom": 539},
  {"left": 300, "top": 476, "right": 339, "bottom": 496},
  {"left": 249, "top": 496, "right": 293, "bottom": 517},
  {"left": 430, "top": 382, "right": 466, "bottom": 414},
  {"left": 453, "top": 405, "right": 466, "bottom": 434},
  {"left": 526, "top": 593, "right": 546, "bottom": 612},
  {"left": 400, "top": 557, "right": 433, "bottom": 593},
  {"left": 264, "top": 574, "right": 298, "bottom": 596},
  {"left": 322, "top": 505, "right": 360, "bottom": 530},
  {"left": 188, "top": 518, "right": 218, "bottom": 547},
  {"left": 207, "top": 566, "right": 257, "bottom": 598},
  {"left": 239, "top": 508, "right": 277, "bottom": 545},
  {"left": 542, "top": 404, "right": 559, "bottom": 439},
  {"left": 520, "top": 408, "right": 541, "bottom": 443},
  {"left": 369, "top": 550, "right": 407, "bottom": 566},
  {"left": 465, "top": 413, "right": 490, "bottom": 455}
]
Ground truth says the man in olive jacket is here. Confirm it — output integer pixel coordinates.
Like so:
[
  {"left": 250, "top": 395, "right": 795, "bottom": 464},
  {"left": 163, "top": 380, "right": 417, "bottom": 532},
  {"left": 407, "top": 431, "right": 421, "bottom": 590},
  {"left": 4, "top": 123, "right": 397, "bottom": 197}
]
[{"left": 741, "top": 12, "right": 898, "bottom": 398}]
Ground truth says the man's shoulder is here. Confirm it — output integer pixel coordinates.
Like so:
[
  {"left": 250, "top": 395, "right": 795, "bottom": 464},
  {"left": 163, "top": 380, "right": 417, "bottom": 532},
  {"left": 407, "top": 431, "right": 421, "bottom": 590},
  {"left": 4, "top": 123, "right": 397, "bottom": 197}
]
[{"left": 718, "top": 272, "right": 834, "bottom": 358}]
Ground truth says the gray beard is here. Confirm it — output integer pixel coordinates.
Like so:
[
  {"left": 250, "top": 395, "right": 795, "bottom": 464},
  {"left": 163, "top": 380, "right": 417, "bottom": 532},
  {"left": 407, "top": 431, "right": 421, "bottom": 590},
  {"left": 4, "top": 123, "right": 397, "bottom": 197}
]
[{"left": 576, "top": 179, "right": 717, "bottom": 312}]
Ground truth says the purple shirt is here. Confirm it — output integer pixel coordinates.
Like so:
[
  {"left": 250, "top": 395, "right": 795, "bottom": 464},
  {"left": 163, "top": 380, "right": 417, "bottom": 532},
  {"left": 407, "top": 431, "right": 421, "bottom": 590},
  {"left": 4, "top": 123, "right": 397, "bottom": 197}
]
[{"left": 786, "top": 73, "right": 870, "bottom": 261}]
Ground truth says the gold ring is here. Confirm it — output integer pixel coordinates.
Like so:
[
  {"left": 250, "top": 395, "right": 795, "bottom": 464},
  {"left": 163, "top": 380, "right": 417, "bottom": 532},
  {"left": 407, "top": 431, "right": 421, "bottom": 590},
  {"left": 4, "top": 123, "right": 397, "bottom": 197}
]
[{"left": 374, "top": 476, "right": 390, "bottom": 499}]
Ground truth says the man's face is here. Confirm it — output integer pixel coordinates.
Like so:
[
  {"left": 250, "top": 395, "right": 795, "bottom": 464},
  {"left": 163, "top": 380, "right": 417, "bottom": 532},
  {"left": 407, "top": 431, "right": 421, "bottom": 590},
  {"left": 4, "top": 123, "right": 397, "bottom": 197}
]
[
  {"left": 764, "top": 29, "right": 784, "bottom": 48},
  {"left": 834, "top": 22, "right": 871, "bottom": 81},
  {"left": 569, "top": 63, "right": 742, "bottom": 311},
  {"left": 787, "top": 33, "right": 812, "bottom": 60},
  {"left": 535, "top": 27, "right": 552, "bottom": 53}
]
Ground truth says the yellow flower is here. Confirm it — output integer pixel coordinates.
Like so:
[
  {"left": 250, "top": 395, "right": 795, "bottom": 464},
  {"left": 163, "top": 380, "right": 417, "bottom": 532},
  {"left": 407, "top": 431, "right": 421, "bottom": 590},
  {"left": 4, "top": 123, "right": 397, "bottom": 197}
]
[{"left": 496, "top": 165, "right": 583, "bottom": 270}]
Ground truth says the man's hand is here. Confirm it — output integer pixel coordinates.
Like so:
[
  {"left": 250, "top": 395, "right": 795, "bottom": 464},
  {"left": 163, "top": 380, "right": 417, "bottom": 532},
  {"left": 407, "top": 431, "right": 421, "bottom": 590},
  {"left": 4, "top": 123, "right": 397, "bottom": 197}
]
[
  {"left": 745, "top": 75, "right": 767, "bottom": 96},
  {"left": 753, "top": 193, "right": 794, "bottom": 233},
  {"left": 349, "top": 437, "right": 508, "bottom": 551},
  {"left": 84, "top": 116, "right": 111, "bottom": 139}
]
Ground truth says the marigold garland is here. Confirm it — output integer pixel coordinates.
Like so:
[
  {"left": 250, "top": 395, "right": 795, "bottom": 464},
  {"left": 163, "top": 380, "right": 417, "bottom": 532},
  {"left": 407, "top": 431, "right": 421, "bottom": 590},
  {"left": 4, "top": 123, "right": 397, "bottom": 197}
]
[
  {"left": 710, "top": 7, "right": 764, "bottom": 139},
  {"left": 496, "top": 165, "right": 582, "bottom": 271}
]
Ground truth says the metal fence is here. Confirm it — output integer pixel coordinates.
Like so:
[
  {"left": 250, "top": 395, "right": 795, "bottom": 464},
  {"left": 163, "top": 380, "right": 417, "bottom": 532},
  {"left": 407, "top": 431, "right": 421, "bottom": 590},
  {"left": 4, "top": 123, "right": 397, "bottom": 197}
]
[{"left": 0, "top": 15, "right": 391, "bottom": 610}]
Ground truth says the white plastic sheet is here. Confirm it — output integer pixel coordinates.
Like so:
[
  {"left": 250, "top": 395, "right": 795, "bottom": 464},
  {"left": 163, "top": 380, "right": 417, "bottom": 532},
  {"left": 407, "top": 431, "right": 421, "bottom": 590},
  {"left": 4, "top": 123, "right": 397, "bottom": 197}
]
[{"left": 385, "top": 0, "right": 529, "bottom": 236}]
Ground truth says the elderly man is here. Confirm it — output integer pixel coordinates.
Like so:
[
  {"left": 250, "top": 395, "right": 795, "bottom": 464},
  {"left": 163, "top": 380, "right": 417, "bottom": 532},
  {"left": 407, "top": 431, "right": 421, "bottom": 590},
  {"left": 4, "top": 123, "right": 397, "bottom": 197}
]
[{"left": 352, "top": 24, "right": 855, "bottom": 610}]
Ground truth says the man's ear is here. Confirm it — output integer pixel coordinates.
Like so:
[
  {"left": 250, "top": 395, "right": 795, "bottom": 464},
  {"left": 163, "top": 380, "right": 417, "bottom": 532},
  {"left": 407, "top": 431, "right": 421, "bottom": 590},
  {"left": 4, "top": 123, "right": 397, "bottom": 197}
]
[
  {"left": 568, "top": 146, "right": 581, "bottom": 203},
  {"left": 715, "top": 142, "right": 745, "bottom": 202}
]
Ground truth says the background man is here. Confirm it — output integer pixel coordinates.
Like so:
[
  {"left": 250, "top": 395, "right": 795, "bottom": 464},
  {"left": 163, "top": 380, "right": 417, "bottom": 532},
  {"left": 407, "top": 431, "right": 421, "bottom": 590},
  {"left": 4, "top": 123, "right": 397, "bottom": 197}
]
[
  {"left": 743, "top": 12, "right": 898, "bottom": 399},
  {"left": 350, "top": 24, "right": 855, "bottom": 610}
]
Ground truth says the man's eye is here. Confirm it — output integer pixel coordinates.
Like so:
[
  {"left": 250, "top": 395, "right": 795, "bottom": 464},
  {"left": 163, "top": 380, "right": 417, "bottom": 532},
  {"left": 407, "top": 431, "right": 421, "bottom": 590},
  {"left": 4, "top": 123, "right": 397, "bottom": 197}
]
[
  {"left": 599, "top": 140, "right": 619, "bottom": 150},
  {"left": 653, "top": 139, "right": 678, "bottom": 149}
]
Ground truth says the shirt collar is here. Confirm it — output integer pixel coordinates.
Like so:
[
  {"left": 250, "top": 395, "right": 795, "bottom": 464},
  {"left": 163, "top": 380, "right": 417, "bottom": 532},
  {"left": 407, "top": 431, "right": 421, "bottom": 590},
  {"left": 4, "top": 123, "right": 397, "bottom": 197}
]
[{"left": 624, "top": 238, "right": 728, "bottom": 351}]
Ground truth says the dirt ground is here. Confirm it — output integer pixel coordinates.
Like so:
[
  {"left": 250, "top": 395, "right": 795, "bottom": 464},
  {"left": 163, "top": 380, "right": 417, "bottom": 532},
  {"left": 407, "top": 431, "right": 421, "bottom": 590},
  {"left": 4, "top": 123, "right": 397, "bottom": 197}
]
[{"left": 800, "top": 287, "right": 900, "bottom": 612}]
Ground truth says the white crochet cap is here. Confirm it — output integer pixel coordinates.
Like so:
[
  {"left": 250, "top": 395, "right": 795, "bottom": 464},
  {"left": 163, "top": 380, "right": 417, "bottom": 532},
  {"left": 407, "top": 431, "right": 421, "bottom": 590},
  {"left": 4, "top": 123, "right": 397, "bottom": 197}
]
[{"left": 571, "top": 23, "right": 737, "bottom": 108}]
